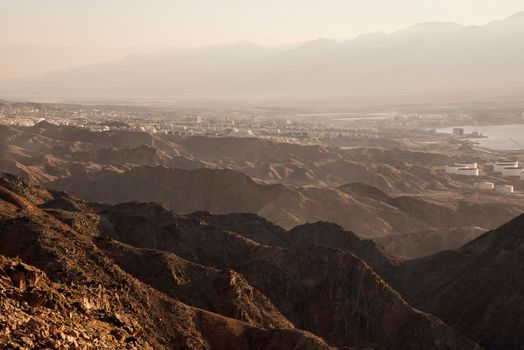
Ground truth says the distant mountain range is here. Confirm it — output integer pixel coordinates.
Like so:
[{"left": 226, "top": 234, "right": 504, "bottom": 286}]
[{"left": 2, "top": 12, "right": 524, "bottom": 100}]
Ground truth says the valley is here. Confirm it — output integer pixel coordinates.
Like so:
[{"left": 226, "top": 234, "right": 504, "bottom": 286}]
[{"left": 1, "top": 101, "right": 524, "bottom": 349}]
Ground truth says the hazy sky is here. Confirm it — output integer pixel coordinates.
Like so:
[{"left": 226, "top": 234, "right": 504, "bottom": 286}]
[
  {"left": 1, "top": 0, "right": 523, "bottom": 79},
  {"left": 2, "top": 0, "right": 524, "bottom": 46}
]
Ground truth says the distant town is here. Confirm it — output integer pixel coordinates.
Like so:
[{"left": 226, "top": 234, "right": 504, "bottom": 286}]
[{"left": 2, "top": 100, "right": 524, "bottom": 149}]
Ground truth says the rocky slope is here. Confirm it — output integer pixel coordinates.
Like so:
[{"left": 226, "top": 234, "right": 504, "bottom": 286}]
[
  {"left": 0, "top": 172, "right": 480, "bottom": 349},
  {"left": 194, "top": 207, "right": 524, "bottom": 349},
  {"left": 189, "top": 212, "right": 400, "bottom": 277},
  {"left": 0, "top": 174, "right": 351, "bottom": 350},
  {"left": 392, "top": 214, "right": 524, "bottom": 349},
  {"left": 49, "top": 166, "right": 524, "bottom": 242},
  {"left": 1, "top": 122, "right": 463, "bottom": 191},
  {"left": 95, "top": 200, "right": 479, "bottom": 349},
  {"left": 4, "top": 122, "right": 522, "bottom": 257},
  {"left": 0, "top": 256, "right": 145, "bottom": 349},
  {"left": 376, "top": 226, "right": 486, "bottom": 258},
  {"left": 47, "top": 166, "right": 425, "bottom": 236}
]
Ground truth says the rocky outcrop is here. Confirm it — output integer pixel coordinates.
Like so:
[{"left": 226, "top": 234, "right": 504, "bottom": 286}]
[
  {"left": 0, "top": 174, "right": 353, "bottom": 350},
  {"left": 98, "top": 200, "right": 480, "bottom": 349},
  {"left": 49, "top": 165, "right": 524, "bottom": 243},
  {"left": 393, "top": 214, "right": 524, "bottom": 349},
  {"left": 95, "top": 237, "right": 293, "bottom": 330},
  {"left": 0, "top": 173, "right": 481, "bottom": 349},
  {"left": 0, "top": 256, "right": 147, "bottom": 349},
  {"left": 191, "top": 212, "right": 401, "bottom": 278}
]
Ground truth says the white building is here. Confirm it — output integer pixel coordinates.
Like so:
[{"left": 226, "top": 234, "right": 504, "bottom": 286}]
[
  {"left": 493, "top": 161, "right": 519, "bottom": 173},
  {"left": 502, "top": 167, "right": 524, "bottom": 177},
  {"left": 474, "top": 182, "right": 495, "bottom": 190},
  {"left": 455, "top": 168, "right": 480, "bottom": 176},
  {"left": 455, "top": 162, "right": 478, "bottom": 169},
  {"left": 495, "top": 184, "right": 514, "bottom": 194},
  {"left": 445, "top": 163, "right": 480, "bottom": 176}
]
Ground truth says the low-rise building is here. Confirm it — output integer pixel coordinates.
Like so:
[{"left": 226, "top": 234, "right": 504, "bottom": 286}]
[
  {"left": 455, "top": 162, "right": 478, "bottom": 169},
  {"left": 446, "top": 163, "right": 480, "bottom": 176},
  {"left": 493, "top": 161, "right": 519, "bottom": 173},
  {"left": 453, "top": 128, "right": 464, "bottom": 137},
  {"left": 502, "top": 167, "right": 524, "bottom": 177},
  {"left": 455, "top": 168, "right": 480, "bottom": 176},
  {"left": 474, "top": 182, "right": 495, "bottom": 190},
  {"left": 496, "top": 184, "right": 514, "bottom": 194}
]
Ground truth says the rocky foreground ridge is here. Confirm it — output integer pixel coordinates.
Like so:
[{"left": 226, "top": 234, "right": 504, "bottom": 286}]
[{"left": 0, "top": 172, "right": 484, "bottom": 349}]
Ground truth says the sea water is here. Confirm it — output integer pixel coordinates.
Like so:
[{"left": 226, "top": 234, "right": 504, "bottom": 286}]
[{"left": 438, "top": 124, "right": 524, "bottom": 150}]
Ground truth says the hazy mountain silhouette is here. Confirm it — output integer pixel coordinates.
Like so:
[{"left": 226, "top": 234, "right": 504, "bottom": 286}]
[{"left": 2, "top": 13, "right": 524, "bottom": 99}]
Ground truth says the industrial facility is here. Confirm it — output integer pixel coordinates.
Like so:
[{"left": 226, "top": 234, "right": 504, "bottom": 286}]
[
  {"left": 445, "top": 163, "right": 480, "bottom": 176},
  {"left": 446, "top": 160, "right": 523, "bottom": 194},
  {"left": 474, "top": 182, "right": 495, "bottom": 190},
  {"left": 495, "top": 184, "right": 514, "bottom": 194},
  {"left": 502, "top": 167, "right": 524, "bottom": 177},
  {"left": 493, "top": 160, "right": 519, "bottom": 173}
]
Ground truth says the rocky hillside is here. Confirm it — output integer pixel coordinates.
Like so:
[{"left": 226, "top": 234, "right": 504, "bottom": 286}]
[
  {"left": 4, "top": 122, "right": 522, "bottom": 257},
  {"left": 0, "top": 174, "right": 348, "bottom": 350},
  {"left": 189, "top": 212, "right": 400, "bottom": 277},
  {"left": 1, "top": 122, "right": 463, "bottom": 192},
  {"left": 0, "top": 172, "right": 480, "bottom": 349},
  {"left": 0, "top": 256, "right": 145, "bottom": 349},
  {"left": 49, "top": 166, "right": 524, "bottom": 242},
  {"left": 392, "top": 214, "right": 524, "bottom": 349}
]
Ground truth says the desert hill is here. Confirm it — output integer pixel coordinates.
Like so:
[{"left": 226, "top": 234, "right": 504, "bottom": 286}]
[
  {"left": 392, "top": 214, "right": 524, "bottom": 349},
  {"left": 94, "top": 188, "right": 524, "bottom": 349},
  {"left": 189, "top": 212, "right": 400, "bottom": 277},
  {"left": 2, "top": 123, "right": 461, "bottom": 192},
  {"left": 49, "top": 166, "right": 524, "bottom": 242},
  {"left": 2, "top": 123, "right": 523, "bottom": 258},
  {"left": 0, "top": 172, "right": 480, "bottom": 349},
  {"left": 0, "top": 174, "right": 354, "bottom": 349}
]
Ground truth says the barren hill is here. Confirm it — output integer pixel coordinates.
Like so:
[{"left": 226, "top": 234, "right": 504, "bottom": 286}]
[
  {"left": 392, "top": 214, "right": 524, "bottom": 349},
  {"left": 49, "top": 166, "right": 524, "bottom": 242},
  {"left": 0, "top": 172, "right": 480, "bottom": 349},
  {"left": 2, "top": 124, "right": 523, "bottom": 257}
]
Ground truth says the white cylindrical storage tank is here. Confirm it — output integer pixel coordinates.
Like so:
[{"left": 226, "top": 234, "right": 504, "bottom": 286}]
[
  {"left": 474, "top": 182, "right": 495, "bottom": 190},
  {"left": 502, "top": 167, "right": 524, "bottom": 177},
  {"left": 495, "top": 184, "right": 514, "bottom": 193},
  {"left": 494, "top": 161, "right": 519, "bottom": 173},
  {"left": 455, "top": 168, "right": 480, "bottom": 176}
]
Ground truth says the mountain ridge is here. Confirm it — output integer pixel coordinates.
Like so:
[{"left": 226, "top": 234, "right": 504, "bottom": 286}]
[
  {"left": 3, "top": 12, "right": 524, "bottom": 99},
  {"left": 0, "top": 172, "right": 482, "bottom": 349},
  {"left": 393, "top": 213, "right": 524, "bottom": 349}
]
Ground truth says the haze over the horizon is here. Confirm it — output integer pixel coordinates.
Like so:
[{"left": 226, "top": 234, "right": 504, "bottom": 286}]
[{"left": 1, "top": 0, "right": 524, "bottom": 80}]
